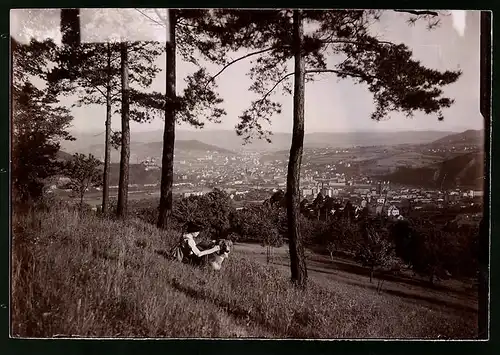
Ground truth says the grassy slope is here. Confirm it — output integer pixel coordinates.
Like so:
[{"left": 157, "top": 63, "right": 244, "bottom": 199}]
[{"left": 11, "top": 208, "right": 477, "bottom": 339}]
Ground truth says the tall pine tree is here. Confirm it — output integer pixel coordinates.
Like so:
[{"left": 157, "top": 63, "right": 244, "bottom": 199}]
[
  {"left": 48, "top": 17, "right": 165, "bottom": 214},
  {"left": 202, "top": 9, "right": 461, "bottom": 287},
  {"left": 130, "top": 9, "right": 229, "bottom": 229}
]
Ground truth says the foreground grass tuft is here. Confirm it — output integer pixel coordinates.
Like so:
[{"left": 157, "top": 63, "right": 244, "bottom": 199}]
[{"left": 11, "top": 207, "right": 477, "bottom": 338}]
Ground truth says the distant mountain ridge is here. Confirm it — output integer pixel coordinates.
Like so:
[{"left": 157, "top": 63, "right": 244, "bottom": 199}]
[
  {"left": 62, "top": 129, "right": 461, "bottom": 153},
  {"left": 61, "top": 139, "right": 235, "bottom": 163},
  {"left": 57, "top": 128, "right": 485, "bottom": 189}
]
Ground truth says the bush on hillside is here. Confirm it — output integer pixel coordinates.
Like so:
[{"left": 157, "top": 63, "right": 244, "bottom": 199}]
[{"left": 173, "top": 189, "right": 235, "bottom": 238}]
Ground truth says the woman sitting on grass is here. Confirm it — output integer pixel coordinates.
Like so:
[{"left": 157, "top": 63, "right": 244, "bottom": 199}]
[{"left": 173, "top": 223, "right": 220, "bottom": 264}]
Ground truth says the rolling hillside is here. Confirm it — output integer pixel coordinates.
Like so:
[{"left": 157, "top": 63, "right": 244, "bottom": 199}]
[
  {"left": 62, "top": 139, "right": 236, "bottom": 163},
  {"left": 428, "top": 129, "right": 484, "bottom": 147},
  {"left": 383, "top": 152, "right": 484, "bottom": 190},
  {"left": 174, "top": 140, "right": 235, "bottom": 154},
  {"left": 172, "top": 130, "right": 456, "bottom": 151}
]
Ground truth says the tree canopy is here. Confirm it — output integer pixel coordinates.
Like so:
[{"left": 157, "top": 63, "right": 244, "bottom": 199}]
[
  {"left": 202, "top": 10, "right": 461, "bottom": 141},
  {"left": 12, "top": 38, "right": 74, "bottom": 203}
]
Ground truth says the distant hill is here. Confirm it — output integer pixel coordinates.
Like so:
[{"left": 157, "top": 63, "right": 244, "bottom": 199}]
[
  {"left": 383, "top": 152, "right": 484, "bottom": 190},
  {"left": 174, "top": 140, "right": 234, "bottom": 154},
  {"left": 429, "top": 129, "right": 484, "bottom": 147},
  {"left": 304, "top": 131, "right": 455, "bottom": 149},
  {"left": 62, "top": 129, "right": 457, "bottom": 153},
  {"left": 62, "top": 139, "right": 235, "bottom": 163},
  {"left": 170, "top": 130, "right": 455, "bottom": 151}
]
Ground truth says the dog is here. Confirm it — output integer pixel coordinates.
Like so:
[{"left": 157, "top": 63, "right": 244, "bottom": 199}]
[{"left": 190, "top": 239, "right": 233, "bottom": 271}]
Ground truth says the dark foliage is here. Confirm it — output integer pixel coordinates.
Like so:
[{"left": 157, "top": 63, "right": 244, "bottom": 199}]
[
  {"left": 12, "top": 38, "right": 74, "bottom": 203},
  {"left": 172, "top": 189, "right": 235, "bottom": 239}
]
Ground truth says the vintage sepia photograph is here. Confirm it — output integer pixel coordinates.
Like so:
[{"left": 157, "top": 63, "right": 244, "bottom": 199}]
[{"left": 10, "top": 8, "right": 490, "bottom": 339}]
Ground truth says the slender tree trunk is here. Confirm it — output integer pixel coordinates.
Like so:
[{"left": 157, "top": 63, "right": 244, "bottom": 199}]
[
  {"left": 377, "top": 278, "right": 385, "bottom": 293},
  {"left": 286, "top": 9, "right": 308, "bottom": 288},
  {"left": 158, "top": 10, "right": 177, "bottom": 229},
  {"left": 117, "top": 42, "right": 130, "bottom": 218},
  {"left": 102, "top": 42, "right": 112, "bottom": 214},
  {"left": 478, "top": 11, "right": 491, "bottom": 340}
]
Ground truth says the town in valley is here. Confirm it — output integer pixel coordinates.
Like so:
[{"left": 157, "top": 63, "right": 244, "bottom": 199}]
[{"left": 53, "top": 128, "right": 484, "bottom": 224}]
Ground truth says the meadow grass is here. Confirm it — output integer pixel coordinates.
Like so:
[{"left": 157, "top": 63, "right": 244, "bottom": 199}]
[{"left": 11, "top": 206, "right": 477, "bottom": 339}]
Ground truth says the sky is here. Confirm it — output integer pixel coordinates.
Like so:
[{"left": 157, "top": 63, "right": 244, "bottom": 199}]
[{"left": 11, "top": 9, "right": 484, "bottom": 135}]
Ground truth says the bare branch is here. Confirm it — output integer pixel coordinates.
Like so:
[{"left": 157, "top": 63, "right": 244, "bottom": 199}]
[
  {"left": 255, "top": 68, "right": 377, "bottom": 103},
  {"left": 135, "top": 8, "right": 166, "bottom": 28},
  {"left": 305, "top": 68, "right": 376, "bottom": 80},
  {"left": 259, "top": 72, "right": 295, "bottom": 103},
  {"left": 322, "top": 38, "right": 395, "bottom": 47},
  {"left": 153, "top": 8, "right": 169, "bottom": 26},
  {"left": 394, "top": 9, "right": 440, "bottom": 16},
  {"left": 205, "top": 46, "right": 288, "bottom": 88}
]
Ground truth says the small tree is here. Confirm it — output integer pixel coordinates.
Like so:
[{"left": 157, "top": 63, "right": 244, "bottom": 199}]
[
  {"left": 326, "top": 242, "right": 336, "bottom": 263},
  {"left": 312, "top": 193, "right": 324, "bottom": 220},
  {"left": 233, "top": 204, "right": 282, "bottom": 263},
  {"left": 355, "top": 225, "right": 398, "bottom": 285},
  {"left": 64, "top": 153, "right": 103, "bottom": 208},
  {"left": 322, "top": 196, "right": 335, "bottom": 221},
  {"left": 409, "top": 219, "right": 459, "bottom": 286},
  {"left": 325, "top": 218, "right": 358, "bottom": 257}
]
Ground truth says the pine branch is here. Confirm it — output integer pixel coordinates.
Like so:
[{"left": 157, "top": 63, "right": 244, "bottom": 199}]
[
  {"left": 394, "top": 10, "right": 439, "bottom": 16},
  {"left": 322, "top": 38, "right": 395, "bottom": 47},
  {"left": 305, "top": 68, "right": 377, "bottom": 80},
  {"left": 258, "top": 72, "right": 295, "bottom": 102},
  {"left": 256, "top": 68, "right": 377, "bottom": 103},
  {"left": 205, "top": 46, "right": 289, "bottom": 88},
  {"left": 80, "top": 75, "right": 107, "bottom": 97}
]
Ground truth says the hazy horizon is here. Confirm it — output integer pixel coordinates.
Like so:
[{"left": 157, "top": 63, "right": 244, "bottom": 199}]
[
  {"left": 69, "top": 126, "right": 480, "bottom": 135},
  {"left": 11, "top": 9, "right": 485, "bottom": 136}
]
